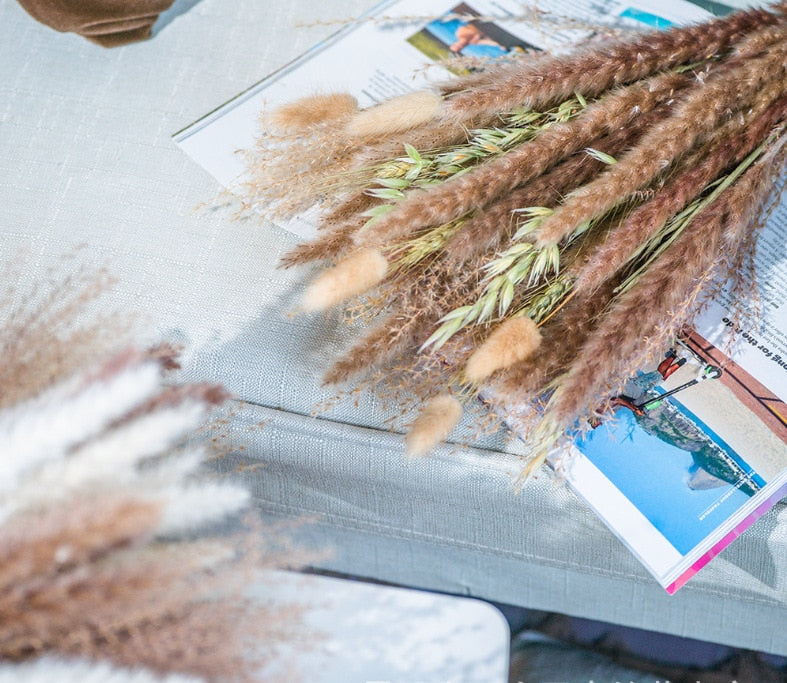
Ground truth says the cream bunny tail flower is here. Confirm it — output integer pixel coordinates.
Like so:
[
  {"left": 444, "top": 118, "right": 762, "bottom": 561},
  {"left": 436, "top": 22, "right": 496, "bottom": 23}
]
[
  {"left": 347, "top": 90, "right": 443, "bottom": 138},
  {"left": 405, "top": 394, "right": 463, "bottom": 457},
  {"left": 464, "top": 316, "right": 542, "bottom": 384},
  {"left": 299, "top": 248, "right": 388, "bottom": 312},
  {"left": 263, "top": 92, "right": 359, "bottom": 133}
]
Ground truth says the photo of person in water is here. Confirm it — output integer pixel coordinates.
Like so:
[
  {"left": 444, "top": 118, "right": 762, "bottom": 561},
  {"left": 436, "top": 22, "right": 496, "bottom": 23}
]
[
  {"left": 447, "top": 22, "right": 508, "bottom": 55},
  {"left": 407, "top": 2, "right": 535, "bottom": 67}
]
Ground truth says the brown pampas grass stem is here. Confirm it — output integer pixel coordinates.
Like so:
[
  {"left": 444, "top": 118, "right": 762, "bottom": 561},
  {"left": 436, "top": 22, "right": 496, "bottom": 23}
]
[
  {"left": 573, "top": 90, "right": 787, "bottom": 292},
  {"left": 541, "top": 138, "right": 783, "bottom": 434},
  {"left": 535, "top": 38, "right": 787, "bottom": 247},
  {"left": 441, "top": 4, "right": 785, "bottom": 121},
  {"left": 442, "top": 101, "right": 667, "bottom": 264},
  {"left": 356, "top": 70, "right": 688, "bottom": 249}
]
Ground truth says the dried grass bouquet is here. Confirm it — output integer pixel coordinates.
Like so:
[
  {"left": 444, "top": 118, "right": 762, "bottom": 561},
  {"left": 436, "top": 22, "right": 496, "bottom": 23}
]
[
  {"left": 244, "top": 3, "right": 786, "bottom": 481},
  {"left": 0, "top": 259, "right": 309, "bottom": 682}
]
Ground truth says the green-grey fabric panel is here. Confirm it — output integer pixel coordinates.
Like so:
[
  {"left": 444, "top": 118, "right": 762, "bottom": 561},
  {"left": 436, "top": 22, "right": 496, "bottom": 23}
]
[{"left": 212, "top": 402, "right": 787, "bottom": 656}]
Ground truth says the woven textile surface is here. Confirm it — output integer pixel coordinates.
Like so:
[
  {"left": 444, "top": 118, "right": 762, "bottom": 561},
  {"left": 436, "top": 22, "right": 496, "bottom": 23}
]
[{"left": 1, "top": 0, "right": 784, "bottom": 655}]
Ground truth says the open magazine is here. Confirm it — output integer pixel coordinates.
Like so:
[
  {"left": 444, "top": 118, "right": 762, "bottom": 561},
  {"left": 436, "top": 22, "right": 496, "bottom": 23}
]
[{"left": 173, "top": 0, "right": 787, "bottom": 592}]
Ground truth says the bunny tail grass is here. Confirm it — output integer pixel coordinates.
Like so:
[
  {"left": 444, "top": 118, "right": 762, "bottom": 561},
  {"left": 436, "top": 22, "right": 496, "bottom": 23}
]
[
  {"left": 299, "top": 248, "right": 388, "bottom": 312},
  {"left": 405, "top": 394, "right": 463, "bottom": 456},
  {"left": 464, "top": 317, "right": 542, "bottom": 384},
  {"left": 263, "top": 92, "right": 359, "bottom": 132},
  {"left": 347, "top": 91, "right": 443, "bottom": 138}
]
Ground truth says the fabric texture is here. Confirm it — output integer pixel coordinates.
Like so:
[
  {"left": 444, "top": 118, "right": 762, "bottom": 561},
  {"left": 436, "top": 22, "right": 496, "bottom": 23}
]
[
  {"left": 1, "top": 0, "right": 784, "bottom": 658},
  {"left": 16, "top": 0, "right": 175, "bottom": 45}
]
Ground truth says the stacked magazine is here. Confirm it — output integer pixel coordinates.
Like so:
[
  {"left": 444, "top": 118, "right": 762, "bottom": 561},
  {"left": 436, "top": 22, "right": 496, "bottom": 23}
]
[{"left": 174, "top": 0, "right": 786, "bottom": 592}]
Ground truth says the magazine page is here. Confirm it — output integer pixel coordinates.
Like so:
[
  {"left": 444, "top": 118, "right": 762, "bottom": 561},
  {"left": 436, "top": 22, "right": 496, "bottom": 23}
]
[
  {"left": 568, "top": 354, "right": 787, "bottom": 592},
  {"left": 172, "top": 0, "right": 786, "bottom": 591},
  {"left": 174, "top": 0, "right": 711, "bottom": 237},
  {"left": 566, "top": 204, "right": 787, "bottom": 592},
  {"left": 694, "top": 202, "right": 787, "bottom": 427}
]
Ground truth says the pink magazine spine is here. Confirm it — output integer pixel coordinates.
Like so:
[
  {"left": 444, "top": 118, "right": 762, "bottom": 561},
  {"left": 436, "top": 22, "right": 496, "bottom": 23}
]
[{"left": 666, "top": 481, "right": 787, "bottom": 594}]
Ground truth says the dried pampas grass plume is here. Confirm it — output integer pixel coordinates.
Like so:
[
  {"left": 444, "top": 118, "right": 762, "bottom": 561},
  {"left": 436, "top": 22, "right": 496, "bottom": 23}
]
[
  {"left": 405, "top": 394, "right": 463, "bottom": 456},
  {"left": 464, "top": 317, "right": 542, "bottom": 383},
  {"left": 347, "top": 90, "right": 442, "bottom": 137},
  {"left": 299, "top": 248, "right": 388, "bottom": 312},
  {"left": 263, "top": 92, "right": 359, "bottom": 133},
  {"left": 0, "top": 254, "right": 314, "bottom": 681}
]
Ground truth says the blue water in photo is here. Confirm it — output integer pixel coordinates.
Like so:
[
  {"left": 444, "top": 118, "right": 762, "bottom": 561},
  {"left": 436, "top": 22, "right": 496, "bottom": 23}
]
[
  {"left": 576, "top": 409, "right": 754, "bottom": 555},
  {"left": 425, "top": 19, "right": 467, "bottom": 47},
  {"left": 620, "top": 8, "right": 674, "bottom": 29}
]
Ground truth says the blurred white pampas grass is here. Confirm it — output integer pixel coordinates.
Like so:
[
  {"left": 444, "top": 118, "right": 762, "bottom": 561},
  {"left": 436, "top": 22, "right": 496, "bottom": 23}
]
[
  {"left": 156, "top": 482, "right": 251, "bottom": 536},
  {"left": 0, "top": 256, "right": 309, "bottom": 682},
  {"left": 0, "top": 352, "right": 164, "bottom": 496},
  {"left": 0, "top": 657, "right": 202, "bottom": 683}
]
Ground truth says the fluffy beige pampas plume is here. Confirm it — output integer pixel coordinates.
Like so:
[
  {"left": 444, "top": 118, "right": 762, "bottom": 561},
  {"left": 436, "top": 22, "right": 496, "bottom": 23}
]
[
  {"left": 464, "top": 317, "right": 542, "bottom": 383},
  {"left": 263, "top": 93, "right": 359, "bottom": 133},
  {"left": 405, "top": 394, "right": 463, "bottom": 456},
  {"left": 0, "top": 254, "right": 315, "bottom": 682},
  {"left": 347, "top": 90, "right": 442, "bottom": 137},
  {"left": 300, "top": 248, "right": 388, "bottom": 312}
]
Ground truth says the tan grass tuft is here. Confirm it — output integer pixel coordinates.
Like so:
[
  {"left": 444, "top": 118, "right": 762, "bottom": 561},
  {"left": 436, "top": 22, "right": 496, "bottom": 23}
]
[
  {"left": 534, "top": 40, "right": 787, "bottom": 248},
  {"left": 441, "top": 4, "right": 783, "bottom": 123},
  {"left": 405, "top": 394, "right": 463, "bottom": 456},
  {"left": 263, "top": 93, "right": 358, "bottom": 133},
  {"left": 464, "top": 316, "right": 542, "bottom": 383},
  {"left": 347, "top": 91, "right": 442, "bottom": 138},
  {"left": 299, "top": 248, "right": 388, "bottom": 312}
]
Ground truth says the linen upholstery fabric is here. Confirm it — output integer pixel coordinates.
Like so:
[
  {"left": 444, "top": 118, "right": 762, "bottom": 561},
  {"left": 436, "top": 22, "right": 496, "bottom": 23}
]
[
  {"left": 16, "top": 0, "right": 175, "bottom": 46},
  {"left": 1, "top": 0, "right": 784, "bottom": 657}
]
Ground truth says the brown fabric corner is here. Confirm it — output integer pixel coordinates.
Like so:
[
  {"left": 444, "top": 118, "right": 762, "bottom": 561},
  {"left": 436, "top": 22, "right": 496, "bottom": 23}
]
[
  {"left": 17, "top": 0, "right": 176, "bottom": 46},
  {"left": 84, "top": 23, "right": 156, "bottom": 47}
]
